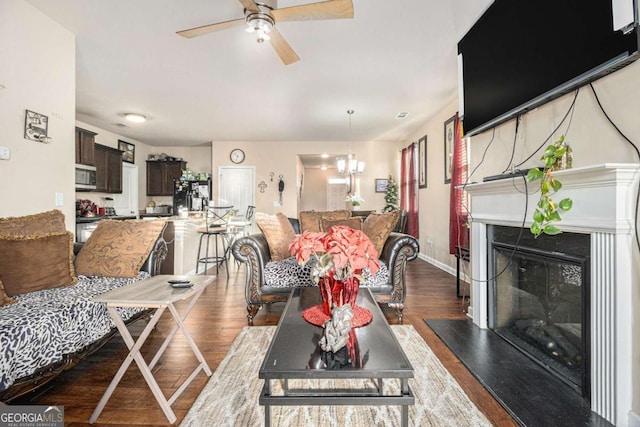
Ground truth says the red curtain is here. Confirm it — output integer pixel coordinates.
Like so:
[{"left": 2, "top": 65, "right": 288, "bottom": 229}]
[
  {"left": 401, "top": 143, "right": 419, "bottom": 238},
  {"left": 449, "top": 114, "right": 469, "bottom": 253}
]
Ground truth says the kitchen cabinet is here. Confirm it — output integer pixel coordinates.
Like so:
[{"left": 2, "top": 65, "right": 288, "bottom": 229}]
[
  {"left": 75, "top": 127, "right": 96, "bottom": 166},
  {"left": 94, "top": 144, "right": 123, "bottom": 193},
  {"left": 146, "top": 160, "right": 186, "bottom": 196}
]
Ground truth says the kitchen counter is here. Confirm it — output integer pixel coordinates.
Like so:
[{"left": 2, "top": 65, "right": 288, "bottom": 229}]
[
  {"left": 76, "top": 215, "right": 137, "bottom": 223},
  {"left": 139, "top": 213, "right": 173, "bottom": 219}
]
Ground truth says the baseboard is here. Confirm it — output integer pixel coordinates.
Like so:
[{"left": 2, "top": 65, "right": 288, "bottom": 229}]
[
  {"left": 417, "top": 253, "right": 470, "bottom": 284},
  {"left": 418, "top": 253, "right": 455, "bottom": 275},
  {"left": 629, "top": 410, "right": 640, "bottom": 427}
]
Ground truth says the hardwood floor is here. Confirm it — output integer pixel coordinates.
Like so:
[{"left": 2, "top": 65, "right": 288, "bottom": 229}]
[{"left": 15, "top": 259, "right": 517, "bottom": 427}]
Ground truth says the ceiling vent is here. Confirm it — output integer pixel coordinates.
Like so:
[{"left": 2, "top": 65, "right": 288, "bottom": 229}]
[{"left": 395, "top": 112, "right": 409, "bottom": 119}]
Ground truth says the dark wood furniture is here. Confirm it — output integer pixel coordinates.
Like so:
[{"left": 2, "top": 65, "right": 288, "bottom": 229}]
[
  {"left": 146, "top": 160, "right": 187, "bottom": 196},
  {"left": 75, "top": 127, "right": 96, "bottom": 166},
  {"left": 260, "top": 287, "right": 414, "bottom": 427},
  {"left": 94, "top": 144, "right": 123, "bottom": 193}
]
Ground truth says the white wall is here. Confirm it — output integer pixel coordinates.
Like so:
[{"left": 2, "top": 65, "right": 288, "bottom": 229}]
[
  {"left": 0, "top": 1, "right": 76, "bottom": 230},
  {"left": 404, "top": 98, "right": 460, "bottom": 272}
]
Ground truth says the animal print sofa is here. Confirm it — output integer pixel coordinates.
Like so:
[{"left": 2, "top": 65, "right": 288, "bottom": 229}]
[
  {"left": 232, "top": 210, "right": 419, "bottom": 324},
  {"left": 0, "top": 211, "right": 167, "bottom": 402}
]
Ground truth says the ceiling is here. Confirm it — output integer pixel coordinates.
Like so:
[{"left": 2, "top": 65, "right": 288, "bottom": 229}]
[{"left": 26, "top": 0, "right": 491, "bottom": 147}]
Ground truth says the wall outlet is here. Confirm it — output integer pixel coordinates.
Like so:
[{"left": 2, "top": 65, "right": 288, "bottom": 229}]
[
  {"left": 55, "top": 192, "right": 64, "bottom": 207},
  {"left": 273, "top": 201, "right": 281, "bottom": 207},
  {"left": 0, "top": 146, "right": 10, "bottom": 160}
]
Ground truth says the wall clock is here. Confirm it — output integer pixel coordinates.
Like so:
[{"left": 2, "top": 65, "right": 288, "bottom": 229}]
[{"left": 230, "top": 148, "right": 245, "bottom": 164}]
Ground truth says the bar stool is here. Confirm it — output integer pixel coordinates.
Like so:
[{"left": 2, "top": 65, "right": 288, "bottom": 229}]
[{"left": 196, "top": 224, "right": 229, "bottom": 278}]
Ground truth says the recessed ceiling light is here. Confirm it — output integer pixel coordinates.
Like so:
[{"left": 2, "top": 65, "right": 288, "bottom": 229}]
[
  {"left": 124, "top": 113, "right": 147, "bottom": 123},
  {"left": 321, "top": 153, "right": 329, "bottom": 158},
  {"left": 395, "top": 112, "right": 410, "bottom": 119},
  {"left": 321, "top": 166, "right": 328, "bottom": 171}
]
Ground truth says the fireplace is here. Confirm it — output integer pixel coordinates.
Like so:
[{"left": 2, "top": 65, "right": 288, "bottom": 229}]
[
  {"left": 488, "top": 225, "right": 590, "bottom": 397},
  {"left": 464, "top": 164, "right": 640, "bottom": 427}
]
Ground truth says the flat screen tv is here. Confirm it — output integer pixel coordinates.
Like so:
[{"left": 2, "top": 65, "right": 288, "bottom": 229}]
[{"left": 458, "top": 0, "right": 639, "bottom": 136}]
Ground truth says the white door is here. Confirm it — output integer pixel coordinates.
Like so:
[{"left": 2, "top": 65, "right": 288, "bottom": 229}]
[
  {"left": 218, "top": 166, "right": 255, "bottom": 219},
  {"left": 327, "top": 177, "right": 348, "bottom": 210},
  {"left": 115, "top": 163, "right": 139, "bottom": 216}
]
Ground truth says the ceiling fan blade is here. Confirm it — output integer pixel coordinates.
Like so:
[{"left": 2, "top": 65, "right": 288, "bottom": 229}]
[
  {"left": 237, "top": 0, "right": 259, "bottom": 13},
  {"left": 272, "top": 0, "right": 354, "bottom": 22},
  {"left": 177, "top": 18, "right": 245, "bottom": 38},
  {"left": 269, "top": 28, "right": 300, "bottom": 65}
]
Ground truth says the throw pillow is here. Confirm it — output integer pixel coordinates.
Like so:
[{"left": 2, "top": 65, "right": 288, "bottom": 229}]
[
  {"left": 0, "top": 209, "right": 66, "bottom": 239},
  {"left": 74, "top": 219, "right": 166, "bottom": 278},
  {"left": 0, "top": 232, "right": 77, "bottom": 297},
  {"left": 363, "top": 211, "right": 399, "bottom": 257},
  {"left": 0, "top": 279, "right": 17, "bottom": 306},
  {"left": 321, "top": 217, "right": 362, "bottom": 232},
  {"left": 299, "top": 210, "right": 352, "bottom": 233},
  {"left": 255, "top": 212, "right": 296, "bottom": 261}
]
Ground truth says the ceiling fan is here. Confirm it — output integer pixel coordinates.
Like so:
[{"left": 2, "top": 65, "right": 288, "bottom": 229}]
[{"left": 176, "top": 0, "right": 354, "bottom": 65}]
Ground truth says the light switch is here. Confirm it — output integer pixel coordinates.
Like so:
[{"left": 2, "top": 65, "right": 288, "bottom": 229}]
[
  {"left": 55, "top": 192, "right": 64, "bottom": 207},
  {"left": 0, "top": 146, "right": 9, "bottom": 160}
]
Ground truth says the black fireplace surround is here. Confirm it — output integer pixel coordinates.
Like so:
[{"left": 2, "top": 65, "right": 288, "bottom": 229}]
[{"left": 488, "top": 225, "right": 591, "bottom": 399}]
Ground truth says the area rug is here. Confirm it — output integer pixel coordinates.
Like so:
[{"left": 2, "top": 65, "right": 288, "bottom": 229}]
[{"left": 180, "top": 325, "right": 491, "bottom": 427}]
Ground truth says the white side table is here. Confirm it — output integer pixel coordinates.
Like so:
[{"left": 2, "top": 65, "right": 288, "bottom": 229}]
[{"left": 89, "top": 275, "right": 213, "bottom": 424}]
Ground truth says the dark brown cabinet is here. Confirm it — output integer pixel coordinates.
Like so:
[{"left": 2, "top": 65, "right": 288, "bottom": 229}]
[
  {"left": 94, "top": 144, "right": 123, "bottom": 193},
  {"left": 75, "top": 127, "right": 96, "bottom": 166},
  {"left": 146, "top": 160, "right": 186, "bottom": 196}
]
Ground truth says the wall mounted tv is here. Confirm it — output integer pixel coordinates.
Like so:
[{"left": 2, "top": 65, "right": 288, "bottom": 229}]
[{"left": 458, "top": 0, "right": 639, "bottom": 136}]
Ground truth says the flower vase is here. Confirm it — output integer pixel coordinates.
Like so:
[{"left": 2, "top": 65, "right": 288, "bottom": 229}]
[
  {"left": 352, "top": 205, "right": 360, "bottom": 211},
  {"left": 319, "top": 275, "right": 359, "bottom": 316}
]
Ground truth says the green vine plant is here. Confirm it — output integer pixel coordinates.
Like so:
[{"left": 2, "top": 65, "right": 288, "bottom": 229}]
[{"left": 526, "top": 135, "right": 574, "bottom": 238}]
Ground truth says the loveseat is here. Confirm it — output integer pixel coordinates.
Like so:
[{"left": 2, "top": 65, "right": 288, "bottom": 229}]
[
  {"left": 0, "top": 211, "right": 167, "bottom": 402},
  {"left": 232, "top": 210, "right": 419, "bottom": 324}
]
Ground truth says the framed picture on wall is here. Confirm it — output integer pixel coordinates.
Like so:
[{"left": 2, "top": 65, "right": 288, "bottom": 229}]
[
  {"left": 375, "top": 178, "right": 389, "bottom": 193},
  {"left": 444, "top": 115, "right": 455, "bottom": 184},
  {"left": 418, "top": 135, "right": 427, "bottom": 188},
  {"left": 118, "top": 140, "right": 135, "bottom": 164}
]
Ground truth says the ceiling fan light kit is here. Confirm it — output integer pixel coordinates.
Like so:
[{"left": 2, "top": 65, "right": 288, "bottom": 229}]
[
  {"left": 176, "top": 0, "right": 354, "bottom": 65},
  {"left": 245, "top": 2, "right": 275, "bottom": 43}
]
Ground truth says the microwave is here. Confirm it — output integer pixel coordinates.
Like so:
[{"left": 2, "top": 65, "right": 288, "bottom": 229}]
[{"left": 75, "top": 164, "right": 97, "bottom": 190}]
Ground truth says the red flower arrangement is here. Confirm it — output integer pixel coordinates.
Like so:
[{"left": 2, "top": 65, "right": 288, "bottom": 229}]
[
  {"left": 289, "top": 226, "right": 380, "bottom": 283},
  {"left": 290, "top": 226, "right": 380, "bottom": 326}
]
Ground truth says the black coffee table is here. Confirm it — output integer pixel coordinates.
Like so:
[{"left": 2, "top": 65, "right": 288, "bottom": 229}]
[{"left": 259, "top": 287, "right": 414, "bottom": 426}]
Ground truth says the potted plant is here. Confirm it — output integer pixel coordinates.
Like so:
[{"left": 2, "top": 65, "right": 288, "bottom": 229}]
[
  {"left": 383, "top": 175, "right": 399, "bottom": 212},
  {"left": 346, "top": 193, "right": 364, "bottom": 210},
  {"left": 526, "top": 135, "right": 573, "bottom": 238}
]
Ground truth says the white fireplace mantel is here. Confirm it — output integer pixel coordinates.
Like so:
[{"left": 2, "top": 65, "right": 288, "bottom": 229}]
[{"left": 464, "top": 163, "right": 640, "bottom": 427}]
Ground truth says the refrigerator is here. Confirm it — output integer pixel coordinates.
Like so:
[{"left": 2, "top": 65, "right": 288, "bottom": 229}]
[{"left": 173, "top": 178, "right": 211, "bottom": 214}]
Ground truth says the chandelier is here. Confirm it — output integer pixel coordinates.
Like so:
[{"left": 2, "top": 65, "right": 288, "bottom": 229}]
[{"left": 337, "top": 110, "right": 365, "bottom": 175}]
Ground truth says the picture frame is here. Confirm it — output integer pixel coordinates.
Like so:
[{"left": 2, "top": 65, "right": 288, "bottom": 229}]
[
  {"left": 444, "top": 115, "right": 455, "bottom": 184},
  {"left": 375, "top": 178, "right": 389, "bottom": 193},
  {"left": 418, "top": 135, "right": 427, "bottom": 188},
  {"left": 118, "top": 140, "right": 135, "bottom": 164}
]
